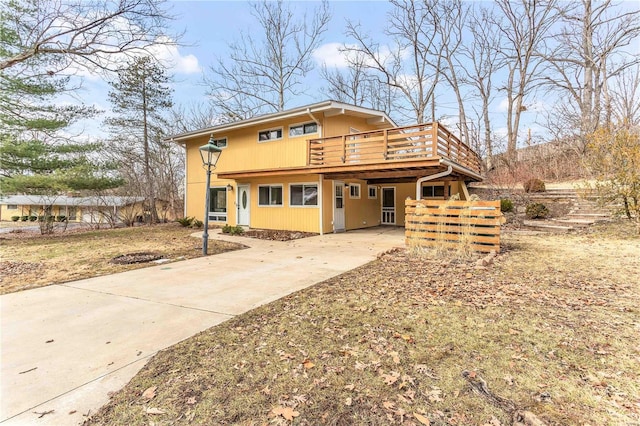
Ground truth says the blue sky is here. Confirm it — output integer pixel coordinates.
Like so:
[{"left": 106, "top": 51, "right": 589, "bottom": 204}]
[
  {"left": 69, "top": 1, "right": 397, "bottom": 138},
  {"left": 67, "top": 0, "right": 639, "bottom": 149}
]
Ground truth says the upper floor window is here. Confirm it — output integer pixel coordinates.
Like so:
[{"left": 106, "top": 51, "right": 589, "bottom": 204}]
[
  {"left": 211, "top": 137, "right": 227, "bottom": 148},
  {"left": 258, "top": 128, "right": 283, "bottom": 142},
  {"left": 289, "top": 122, "right": 318, "bottom": 137},
  {"left": 7, "top": 204, "right": 17, "bottom": 209}
]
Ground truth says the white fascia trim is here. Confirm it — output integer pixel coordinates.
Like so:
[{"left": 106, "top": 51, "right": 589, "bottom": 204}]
[{"left": 167, "top": 101, "right": 394, "bottom": 142}]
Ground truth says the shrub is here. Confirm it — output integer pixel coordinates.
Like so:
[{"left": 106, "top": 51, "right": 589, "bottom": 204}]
[
  {"left": 11, "top": 216, "right": 20, "bottom": 222},
  {"left": 222, "top": 224, "right": 244, "bottom": 235},
  {"left": 523, "top": 178, "right": 546, "bottom": 193},
  {"left": 29, "top": 215, "right": 37, "bottom": 222},
  {"left": 500, "top": 198, "right": 514, "bottom": 212},
  {"left": 229, "top": 225, "right": 244, "bottom": 235},
  {"left": 56, "top": 215, "right": 66, "bottom": 222},
  {"left": 192, "top": 219, "right": 203, "bottom": 228},
  {"left": 525, "top": 203, "right": 549, "bottom": 219},
  {"left": 38, "top": 215, "right": 54, "bottom": 222},
  {"left": 176, "top": 216, "right": 194, "bottom": 227},
  {"left": 21, "top": 215, "right": 29, "bottom": 221}
]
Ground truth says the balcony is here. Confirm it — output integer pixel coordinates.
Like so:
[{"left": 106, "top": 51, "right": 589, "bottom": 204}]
[{"left": 307, "top": 122, "right": 482, "bottom": 179}]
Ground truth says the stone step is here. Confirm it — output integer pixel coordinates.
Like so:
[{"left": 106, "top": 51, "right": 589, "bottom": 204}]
[
  {"left": 569, "top": 207, "right": 611, "bottom": 214},
  {"left": 528, "top": 192, "right": 579, "bottom": 198},
  {"left": 566, "top": 213, "right": 610, "bottom": 220},
  {"left": 551, "top": 218, "right": 594, "bottom": 228},
  {"left": 522, "top": 220, "right": 573, "bottom": 232}
]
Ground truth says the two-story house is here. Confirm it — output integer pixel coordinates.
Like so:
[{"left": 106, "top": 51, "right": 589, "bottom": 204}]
[{"left": 169, "top": 100, "right": 482, "bottom": 234}]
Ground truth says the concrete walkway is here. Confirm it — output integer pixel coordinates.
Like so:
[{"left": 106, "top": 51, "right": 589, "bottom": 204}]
[{"left": 1, "top": 227, "right": 404, "bottom": 425}]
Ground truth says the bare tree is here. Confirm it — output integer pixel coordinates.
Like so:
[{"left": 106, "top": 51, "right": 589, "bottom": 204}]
[
  {"left": 0, "top": 0, "right": 177, "bottom": 73},
  {"left": 434, "top": 0, "right": 470, "bottom": 145},
  {"left": 609, "top": 65, "right": 640, "bottom": 126},
  {"left": 493, "top": 0, "right": 559, "bottom": 160},
  {"left": 205, "top": 0, "right": 331, "bottom": 119},
  {"left": 542, "top": 0, "right": 640, "bottom": 148},
  {"left": 460, "top": 6, "right": 505, "bottom": 169},
  {"left": 344, "top": 0, "right": 445, "bottom": 124},
  {"left": 320, "top": 51, "right": 394, "bottom": 115}
]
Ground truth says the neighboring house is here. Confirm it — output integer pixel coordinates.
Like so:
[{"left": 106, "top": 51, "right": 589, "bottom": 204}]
[
  {"left": 0, "top": 195, "right": 174, "bottom": 224},
  {"left": 169, "top": 100, "right": 482, "bottom": 234}
]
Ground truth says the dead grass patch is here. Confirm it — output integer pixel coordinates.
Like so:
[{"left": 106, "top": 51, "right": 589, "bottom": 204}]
[
  {"left": 86, "top": 222, "right": 639, "bottom": 425},
  {"left": 0, "top": 224, "right": 245, "bottom": 294}
]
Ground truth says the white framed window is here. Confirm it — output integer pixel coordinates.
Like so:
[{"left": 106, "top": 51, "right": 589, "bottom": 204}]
[
  {"left": 289, "top": 122, "right": 318, "bottom": 138},
  {"left": 290, "top": 184, "right": 318, "bottom": 207},
  {"left": 367, "top": 186, "right": 377, "bottom": 199},
  {"left": 211, "top": 137, "right": 227, "bottom": 148},
  {"left": 422, "top": 185, "right": 446, "bottom": 198},
  {"left": 349, "top": 183, "right": 361, "bottom": 199},
  {"left": 258, "top": 185, "right": 283, "bottom": 206},
  {"left": 258, "top": 128, "right": 283, "bottom": 142},
  {"left": 209, "top": 186, "right": 228, "bottom": 221}
]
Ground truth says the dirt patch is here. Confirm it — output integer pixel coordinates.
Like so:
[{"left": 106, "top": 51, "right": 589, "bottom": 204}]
[
  {"left": 241, "top": 229, "right": 318, "bottom": 241},
  {"left": 110, "top": 252, "right": 162, "bottom": 265},
  {"left": 0, "top": 260, "right": 44, "bottom": 277}
]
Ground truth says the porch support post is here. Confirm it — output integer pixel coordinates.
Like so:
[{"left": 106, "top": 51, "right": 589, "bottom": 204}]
[{"left": 460, "top": 181, "right": 470, "bottom": 201}]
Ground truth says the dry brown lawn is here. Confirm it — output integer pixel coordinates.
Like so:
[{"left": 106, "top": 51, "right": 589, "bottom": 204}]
[
  {"left": 83, "top": 221, "right": 640, "bottom": 426},
  {"left": 0, "top": 223, "right": 245, "bottom": 294}
]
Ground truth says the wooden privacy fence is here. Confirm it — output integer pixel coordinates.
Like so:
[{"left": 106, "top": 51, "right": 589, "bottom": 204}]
[{"left": 405, "top": 199, "right": 505, "bottom": 253}]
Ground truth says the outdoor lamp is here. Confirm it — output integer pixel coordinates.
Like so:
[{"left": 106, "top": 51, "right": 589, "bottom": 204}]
[
  {"left": 199, "top": 136, "right": 223, "bottom": 256},
  {"left": 199, "top": 137, "right": 222, "bottom": 169}
]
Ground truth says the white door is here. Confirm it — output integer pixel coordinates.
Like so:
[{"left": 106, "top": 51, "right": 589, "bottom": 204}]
[
  {"left": 333, "top": 181, "right": 345, "bottom": 232},
  {"left": 237, "top": 184, "right": 250, "bottom": 226},
  {"left": 381, "top": 187, "right": 396, "bottom": 225}
]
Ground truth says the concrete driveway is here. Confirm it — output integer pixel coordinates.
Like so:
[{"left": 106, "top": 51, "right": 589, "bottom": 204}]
[{"left": 1, "top": 227, "right": 404, "bottom": 425}]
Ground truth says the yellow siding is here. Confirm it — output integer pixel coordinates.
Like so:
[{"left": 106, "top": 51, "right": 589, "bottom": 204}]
[
  {"left": 321, "top": 114, "right": 386, "bottom": 136},
  {"left": 247, "top": 175, "right": 320, "bottom": 233},
  {"left": 394, "top": 183, "right": 416, "bottom": 227},
  {"left": 344, "top": 180, "right": 381, "bottom": 230},
  {"left": 185, "top": 178, "right": 236, "bottom": 225}
]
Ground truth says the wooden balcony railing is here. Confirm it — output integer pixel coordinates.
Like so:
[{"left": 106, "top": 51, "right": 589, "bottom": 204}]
[{"left": 307, "top": 122, "right": 482, "bottom": 175}]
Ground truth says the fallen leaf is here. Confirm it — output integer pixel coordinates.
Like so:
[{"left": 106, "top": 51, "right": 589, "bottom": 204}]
[
  {"left": 381, "top": 371, "right": 400, "bottom": 385},
  {"left": 383, "top": 401, "right": 396, "bottom": 411},
  {"left": 141, "top": 386, "right": 157, "bottom": 400},
  {"left": 414, "top": 412, "right": 431, "bottom": 425},
  {"left": 272, "top": 406, "right": 300, "bottom": 421},
  {"left": 345, "top": 397, "right": 352, "bottom": 406},
  {"left": 344, "top": 384, "right": 356, "bottom": 391},
  {"left": 145, "top": 407, "right": 165, "bottom": 415},
  {"left": 186, "top": 397, "right": 197, "bottom": 405},
  {"left": 302, "top": 359, "right": 315, "bottom": 369}
]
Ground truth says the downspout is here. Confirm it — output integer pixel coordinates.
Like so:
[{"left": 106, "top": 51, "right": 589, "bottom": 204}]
[{"left": 416, "top": 164, "right": 453, "bottom": 200}]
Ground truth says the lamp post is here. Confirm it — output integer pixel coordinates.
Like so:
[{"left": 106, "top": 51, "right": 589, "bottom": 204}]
[{"left": 199, "top": 136, "right": 223, "bottom": 255}]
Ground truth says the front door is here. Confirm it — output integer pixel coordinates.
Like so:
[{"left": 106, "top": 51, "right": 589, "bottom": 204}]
[
  {"left": 381, "top": 187, "right": 396, "bottom": 225},
  {"left": 333, "top": 181, "right": 345, "bottom": 232},
  {"left": 237, "top": 184, "right": 250, "bottom": 226}
]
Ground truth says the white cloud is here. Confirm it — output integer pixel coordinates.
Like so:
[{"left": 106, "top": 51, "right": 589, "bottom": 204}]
[
  {"left": 148, "top": 37, "right": 202, "bottom": 75},
  {"left": 497, "top": 97, "right": 509, "bottom": 112},
  {"left": 313, "top": 42, "right": 397, "bottom": 70},
  {"left": 313, "top": 42, "right": 351, "bottom": 68}
]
